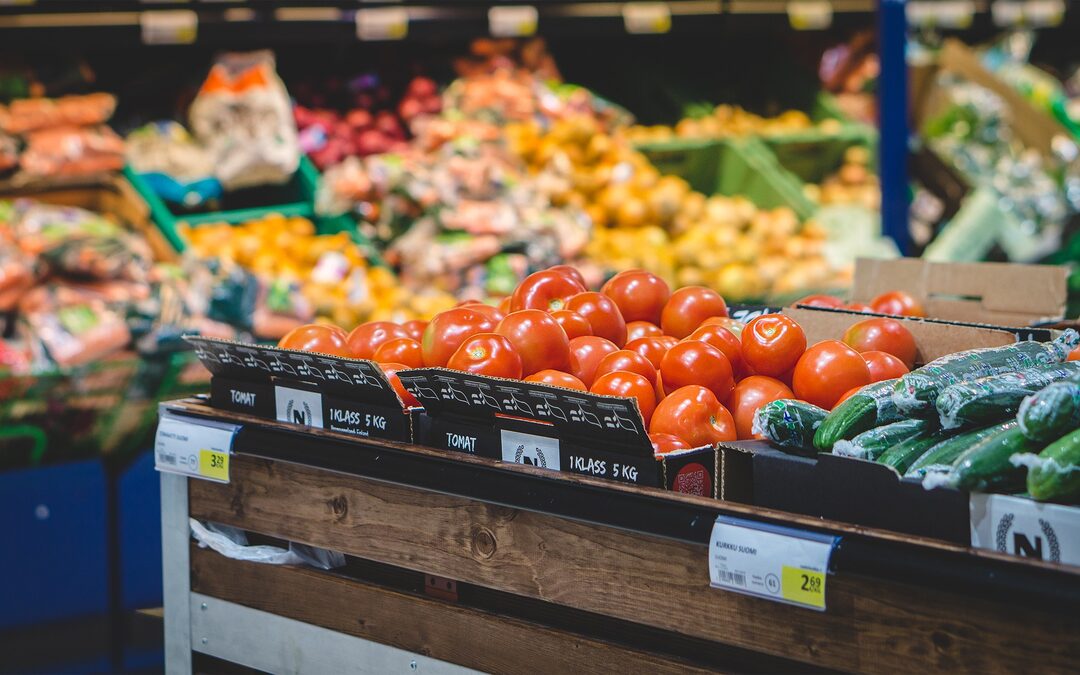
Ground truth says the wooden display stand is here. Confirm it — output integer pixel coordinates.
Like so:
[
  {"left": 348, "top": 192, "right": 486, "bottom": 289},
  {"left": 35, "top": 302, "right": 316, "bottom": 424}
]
[{"left": 161, "top": 399, "right": 1080, "bottom": 674}]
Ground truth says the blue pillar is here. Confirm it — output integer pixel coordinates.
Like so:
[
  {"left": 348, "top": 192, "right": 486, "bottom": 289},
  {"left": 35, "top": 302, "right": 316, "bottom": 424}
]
[{"left": 878, "top": 0, "right": 911, "bottom": 254}]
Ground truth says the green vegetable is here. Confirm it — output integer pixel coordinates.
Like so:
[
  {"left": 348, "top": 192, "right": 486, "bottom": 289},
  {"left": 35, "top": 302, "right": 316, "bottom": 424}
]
[
  {"left": 1017, "top": 380, "right": 1080, "bottom": 442},
  {"left": 949, "top": 423, "right": 1039, "bottom": 492},
  {"left": 935, "top": 362, "right": 1080, "bottom": 429},
  {"left": 813, "top": 379, "right": 902, "bottom": 451},
  {"left": 833, "top": 419, "right": 935, "bottom": 461},
  {"left": 877, "top": 431, "right": 947, "bottom": 474},
  {"left": 1015, "top": 429, "right": 1080, "bottom": 502},
  {"left": 892, "top": 331, "right": 1078, "bottom": 416},
  {"left": 905, "top": 422, "right": 1010, "bottom": 479},
  {"left": 752, "top": 399, "right": 828, "bottom": 451}
]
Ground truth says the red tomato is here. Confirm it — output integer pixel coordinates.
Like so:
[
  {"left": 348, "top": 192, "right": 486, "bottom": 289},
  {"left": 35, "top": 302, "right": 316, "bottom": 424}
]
[
  {"left": 625, "top": 336, "right": 678, "bottom": 369},
  {"left": 833, "top": 385, "right": 862, "bottom": 409},
  {"left": 421, "top": 307, "right": 497, "bottom": 367},
  {"left": 566, "top": 292, "right": 627, "bottom": 347},
  {"left": 446, "top": 333, "right": 523, "bottom": 379},
  {"left": 793, "top": 294, "right": 843, "bottom": 309},
  {"left": 686, "top": 324, "right": 746, "bottom": 380},
  {"left": 550, "top": 310, "right": 593, "bottom": 340},
  {"left": 659, "top": 340, "right": 735, "bottom": 402},
  {"left": 844, "top": 303, "right": 875, "bottom": 313},
  {"left": 547, "top": 264, "right": 587, "bottom": 288},
  {"left": 591, "top": 371, "right": 657, "bottom": 425},
  {"left": 660, "top": 286, "right": 729, "bottom": 338},
  {"left": 649, "top": 385, "right": 736, "bottom": 447},
  {"left": 862, "top": 350, "right": 909, "bottom": 382},
  {"left": 1069, "top": 345, "right": 1080, "bottom": 362},
  {"left": 700, "top": 316, "right": 745, "bottom": 336},
  {"left": 792, "top": 340, "right": 872, "bottom": 409},
  {"left": 380, "top": 363, "right": 420, "bottom": 408},
  {"left": 401, "top": 320, "right": 427, "bottom": 342},
  {"left": 523, "top": 369, "right": 587, "bottom": 391},
  {"left": 741, "top": 315, "right": 806, "bottom": 377},
  {"left": 278, "top": 324, "right": 352, "bottom": 358},
  {"left": 568, "top": 336, "right": 619, "bottom": 387},
  {"left": 842, "top": 317, "right": 917, "bottom": 369},
  {"left": 601, "top": 269, "right": 671, "bottom": 324},
  {"left": 457, "top": 300, "right": 505, "bottom": 323},
  {"left": 372, "top": 337, "right": 424, "bottom": 368},
  {"left": 728, "top": 376, "right": 794, "bottom": 440},
  {"left": 649, "top": 432, "right": 690, "bottom": 455},
  {"left": 510, "top": 270, "right": 585, "bottom": 312},
  {"left": 626, "top": 321, "right": 663, "bottom": 341},
  {"left": 498, "top": 296, "right": 513, "bottom": 315},
  {"left": 495, "top": 310, "right": 571, "bottom": 376},
  {"left": 871, "top": 290, "right": 926, "bottom": 317},
  {"left": 594, "top": 349, "right": 658, "bottom": 386},
  {"left": 345, "top": 321, "right": 409, "bottom": 359}
]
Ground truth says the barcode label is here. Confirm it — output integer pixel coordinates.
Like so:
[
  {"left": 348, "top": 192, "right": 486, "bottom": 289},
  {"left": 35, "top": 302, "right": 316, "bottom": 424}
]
[{"left": 717, "top": 570, "right": 747, "bottom": 586}]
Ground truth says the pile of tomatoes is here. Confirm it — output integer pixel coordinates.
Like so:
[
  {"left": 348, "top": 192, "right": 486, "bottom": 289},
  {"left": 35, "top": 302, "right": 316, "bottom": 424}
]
[
  {"left": 794, "top": 290, "right": 926, "bottom": 317},
  {"left": 278, "top": 265, "right": 919, "bottom": 456}
]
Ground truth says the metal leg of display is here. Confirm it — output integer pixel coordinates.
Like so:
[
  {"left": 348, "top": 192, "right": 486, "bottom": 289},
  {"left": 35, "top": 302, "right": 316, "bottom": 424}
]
[{"left": 161, "top": 472, "right": 192, "bottom": 675}]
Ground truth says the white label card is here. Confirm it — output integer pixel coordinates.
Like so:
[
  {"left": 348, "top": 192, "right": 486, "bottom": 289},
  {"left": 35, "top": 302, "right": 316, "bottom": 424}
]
[
  {"left": 488, "top": 5, "right": 538, "bottom": 37},
  {"left": 275, "top": 386, "right": 324, "bottom": 428},
  {"left": 356, "top": 7, "right": 409, "bottom": 41},
  {"left": 140, "top": 10, "right": 198, "bottom": 45},
  {"left": 709, "top": 516, "right": 838, "bottom": 611},
  {"left": 992, "top": 0, "right": 1065, "bottom": 26},
  {"left": 500, "top": 429, "right": 561, "bottom": 471},
  {"left": 787, "top": 1, "right": 833, "bottom": 29},
  {"left": 970, "top": 494, "right": 1080, "bottom": 566},
  {"left": 155, "top": 412, "right": 239, "bottom": 483},
  {"left": 623, "top": 2, "right": 672, "bottom": 34},
  {"left": 906, "top": 0, "right": 975, "bottom": 28}
]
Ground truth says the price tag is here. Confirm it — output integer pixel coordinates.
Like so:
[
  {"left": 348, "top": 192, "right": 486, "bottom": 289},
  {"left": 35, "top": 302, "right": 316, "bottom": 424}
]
[
  {"left": 155, "top": 412, "right": 239, "bottom": 484},
  {"left": 1023, "top": 0, "right": 1065, "bottom": 26},
  {"left": 787, "top": 1, "right": 833, "bottom": 30},
  {"left": 906, "top": 0, "right": 975, "bottom": 28},
  {"left": 356, "top": 7, "right": 408, "bottom": 41},
  {"left": 709, "top": 516, "right": 838, "bottom": 611},
  {"left": 140, "top": 10, "right": 198, "bottom": 45},
  {"left": 488, "top": 5, "right": 538, "bottom": 38},
  {"left": 622, "top": 2, "right": 672, "bottom": 34}
]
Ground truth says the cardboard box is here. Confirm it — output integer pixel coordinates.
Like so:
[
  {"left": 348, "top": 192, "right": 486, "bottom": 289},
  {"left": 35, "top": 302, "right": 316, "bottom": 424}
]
[
  {"left": 399, "top": 367, "right": 718, "bottom": 497},
  {"left": 971, "top": 494, "right": 1080, "bottom": 566},
  {"left": 185, "top": 336, "right": 416, "bottom": 442}
]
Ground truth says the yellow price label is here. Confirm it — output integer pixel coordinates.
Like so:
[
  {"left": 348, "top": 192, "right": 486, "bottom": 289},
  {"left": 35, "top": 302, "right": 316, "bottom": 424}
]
[
  {"left": 781, "top": 566, "right": 826, "bottom": 609},
  {"left": 199, "top": 449, "right": 230, "bottom": 482}
]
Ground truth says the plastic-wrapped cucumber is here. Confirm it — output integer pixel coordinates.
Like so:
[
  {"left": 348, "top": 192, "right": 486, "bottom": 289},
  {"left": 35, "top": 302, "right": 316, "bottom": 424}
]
[
  {"left": 935, "top": 362, "right": 1080, "bottom": 429},
  {"left": 892, "top": 330, "right": 1078, "bottom": 416},
  {"left": 1011, "top": 429, "right": 1080, "bottom": 502},
  {"left": 877, "top": 430, "right": 948, "bottom": 474},
  {"left": 905, "top": 422, "right": 1010, "bottom": 479},
  {"left": 1017, "top": 380, "right": 1080, "bottom": 442},
  {"left": 925, "top": 422, "right": 1037, "bottom": 492},
  {"left": 752, "top": 399, "right": 828, "bottom": 451},
  {"left": 832, "top": 419, "right": 935, "bottom": 461},
  {"left": 813, "top": 379, "right": 902, "bottom": 451}
]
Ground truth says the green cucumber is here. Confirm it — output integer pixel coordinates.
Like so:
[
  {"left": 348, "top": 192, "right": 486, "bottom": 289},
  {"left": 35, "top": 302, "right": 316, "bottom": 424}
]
[
  {"left": 905, "top": 422, "right": 1010, "bottom": 479},
  {"left": 752, "top": 399, "right": 828, "bottom": 451},
  {"left": 833, "top": 418, "right": 935, "bottom": 461},
  {"left": 949, "top": 423, "right": 1040, "bottom": 492},
  {"left": 935, "top": 362, "right": 1080, "bottom": 429},
  {"left": 877, "top": 430, "right": 947, "bottom": 475},
  {"left": 892, "top": 330, "right": 1078, "bottom": 416},
  {"left": 813, "top": 379, "right": 902, "bottom": 451},
  {"left": 1014, "top": 429, "right": 1080, "bottom": 502},
  {"left": 1017, "top": 380, "right": 1080, "bottom": 442}
]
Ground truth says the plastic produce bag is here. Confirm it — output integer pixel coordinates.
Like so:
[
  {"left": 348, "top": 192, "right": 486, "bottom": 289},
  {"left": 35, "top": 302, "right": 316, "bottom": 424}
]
[
  {"left": 125, "top": 121, "right": 221, "bottom": 207},
  {"left": 0, "top": 93, "right": 116, "bottom": 135},
  {"left": 190, "top": 520, "right": 345, "bottom": 570},
  {"left": 19, "top": 125, "right": 125, "bottom": 177}
]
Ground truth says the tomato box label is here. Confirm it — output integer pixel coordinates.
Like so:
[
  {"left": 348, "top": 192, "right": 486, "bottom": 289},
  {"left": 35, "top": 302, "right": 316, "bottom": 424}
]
[{"left": 970, "top": 494, "right": 1080, "bottom": 566}]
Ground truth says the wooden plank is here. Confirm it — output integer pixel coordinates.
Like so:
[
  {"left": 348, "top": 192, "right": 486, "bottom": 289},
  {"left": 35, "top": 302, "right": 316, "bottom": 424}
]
[
  {"left": 189, "top": 455, "right": 1080, "bottom": 674},
  {"left": 190, "top": 546, "right": 717, "bottom": 675}
]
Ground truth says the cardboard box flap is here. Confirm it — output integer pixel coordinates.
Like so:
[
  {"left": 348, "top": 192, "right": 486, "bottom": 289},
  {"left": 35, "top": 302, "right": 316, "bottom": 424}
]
[
  {"left": 399, "top": 368, "right": 653, "bottom": 457},
  {"left": 184, "top": 336, "right": 403, "bottom": 408}
]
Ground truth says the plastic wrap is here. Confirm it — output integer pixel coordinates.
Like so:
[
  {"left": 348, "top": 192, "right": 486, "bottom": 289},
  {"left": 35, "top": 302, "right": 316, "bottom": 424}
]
[
  {"left": 1012, "top": 428, "right": 1080, "bottom": 502},
  {"left": 832, "top": 418, "right": 934, "bottom": 461},
  {"left": 935, "top": 362, "right": 1080, "bottom": 429},
  {"left": 1017, "top": 380, "right": 1080, "bottom": 443},
  {"left": 751, "top": 398, "right": 827, "bottom": 451},
  {"left": 906, "top": 422, "right": 1009, "bottom": 479},
  {"left": 190, "top": 520, "right": 345, "bottom": 569}
]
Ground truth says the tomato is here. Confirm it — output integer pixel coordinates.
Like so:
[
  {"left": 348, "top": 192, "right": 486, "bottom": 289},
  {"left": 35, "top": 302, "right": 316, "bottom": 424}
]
[
  {"left": 510, "top": 269, "right": 585, "bottom": 312},
  {"left": 567, "top": 336, "right": 619, "bottom": 387},
  {"left": 741, "top": 315, "right": 806, "bottom": 377},
  {"left": 278, "top": 324, "right": 352, "bottom": 358},
  {"left": 446, "top": 333, "right": 523, "bottom": 379},
  {"left": 626, "top": 335, "right": 678, "bottom": 369},
  {"left": 550, "top": 310, "right": 593, "bottom": 340},
  {"left": 649, "top": 385, "right": 736, "bottom": 447},
  {"left": 380, "top": 363, "right": 420, "bottom": 408},
  {"left": 728, "top": 376, "right": 794, "bottom": 440},
  {"left": 420, "top": 307, "right": 497, "bottom": 367},
  {"left": 844, "top": 303, "right": 875, "bottom": 313},
  {"left": 660, "top": 286, "right": 729, "bottom": 338},
  {"left": 494, "top": 310, "right": 571, "bottom": 376},
  {"left": 862, "top": 350, "right": 909, "bottom": 382},
  {"left": 659, "top": 340, "right": 735, "bottom": 402},
  {"left": 498, "top": 296, "right": 513, "bottom": 314},
  {"left": 591, "top": 371, "right": 657, "bottom": 425},
  {"left": 346, "top": 321, "right": 410, "bottom": 360},
  {"left": 842, "top": 317, "right": 917, "bottom": 369},
  {"left": 870, "top": 290, "right": 926, "bottom": 317},
  {"left": 601, "top": 269, "right": 671, "bottom": 324},
  {"left": 547, "top": 264, "right": 587, "bottom": 288},
  {"left": 833, "top": 386, "right": 862, "bottom": 409},
  {"left": 626, "top": 321, "right": 663, "bottom": 341},
  {"left": 524, "top": 369, "right": 587, "bottom": 391},
  {"left": 566, "top": 292, "right": 627, "bottom": 347},
  {"left": 401, "top": 320, "right": 427, "bottom": 342},
  {"left": 1069, "top": 345, "right": 1080, "bottom": 362},
  {"left": 700, "top": 316, "right": 745, "bottom": 336},
  {"left": 686, "top": 324, "right": 746, "bottom": 380},
  {"left": 793, "top": 294, "right": 843, "bottom": 309},
  {"left": 649, "top": 432, "right": 690, "bottom": 455},
  {"left": 594, "top": 349, "right": 657, "bottom": 386},
  {"left": 458, "top": 300, "right": 505, "bottom": 323},
  {"left": 792, "top": 340, "right": 872, "bottom": 409},
  {"left": 372, "top": 337, "right": 424, "bottom": 368}
]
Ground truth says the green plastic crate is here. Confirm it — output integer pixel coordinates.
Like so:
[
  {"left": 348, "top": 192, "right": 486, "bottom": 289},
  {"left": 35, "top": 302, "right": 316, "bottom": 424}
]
[
  {"left": 713, "top": 137, "right": 818, "bottom": 220},
  {"left": 761, "top": 124, "right": 877, "bottom": 186},
  {"left": 635, "top": 137, "right": 723, "bottom": 195}
]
